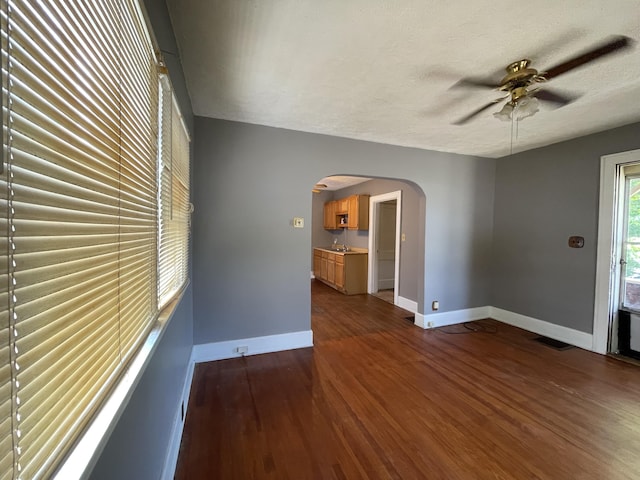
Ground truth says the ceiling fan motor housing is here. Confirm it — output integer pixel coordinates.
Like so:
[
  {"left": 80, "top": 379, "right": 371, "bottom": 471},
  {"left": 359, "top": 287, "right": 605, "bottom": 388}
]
[{"left": 500, "top": 59, "right": 539, "bottom": 90}]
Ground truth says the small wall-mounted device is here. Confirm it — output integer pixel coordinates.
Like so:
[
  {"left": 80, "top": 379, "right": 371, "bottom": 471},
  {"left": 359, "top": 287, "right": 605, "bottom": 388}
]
[
  {"left": 293, "top": 217, "right": 304, "bottom": 228},
  {"left": 568, "top": 236, "right": 584, "bottom": 248}
]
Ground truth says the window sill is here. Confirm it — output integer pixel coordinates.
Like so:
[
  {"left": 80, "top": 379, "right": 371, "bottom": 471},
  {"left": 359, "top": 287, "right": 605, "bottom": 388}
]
[{"left": 53, "top": 282, "right": 190, "bottom": 480}]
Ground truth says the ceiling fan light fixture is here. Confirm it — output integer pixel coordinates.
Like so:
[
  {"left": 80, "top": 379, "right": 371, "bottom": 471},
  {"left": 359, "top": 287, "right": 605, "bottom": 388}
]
[
  {"left": 493, "top": 102, "right": 514, "bottom": 122},
  {"left": 514, "top": 96, "right": 539, "bottom": 121}
]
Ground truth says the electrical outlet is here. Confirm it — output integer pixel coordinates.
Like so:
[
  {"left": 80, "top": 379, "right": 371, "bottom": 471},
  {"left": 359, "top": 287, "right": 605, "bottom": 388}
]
[
  {"left": 432, "top": 300, "right": 439, "bottom": 311},
  {"left": 427, "top": 321, "right": 434, "bottom": 328},
  {"left": 236, "top": 346, "right": 248, "bottom": 355},
  {"left": 568, "top": 236, "right": 584, "bottom": 248}
]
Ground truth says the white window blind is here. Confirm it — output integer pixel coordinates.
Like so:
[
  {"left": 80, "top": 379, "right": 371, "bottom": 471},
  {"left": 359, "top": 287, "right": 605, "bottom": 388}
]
[
  {"left": 0, "top": 0, "right": 163, "bottom": 478},
  {"left": 157, "top": 76, "right": 190, "bottom": 309}
]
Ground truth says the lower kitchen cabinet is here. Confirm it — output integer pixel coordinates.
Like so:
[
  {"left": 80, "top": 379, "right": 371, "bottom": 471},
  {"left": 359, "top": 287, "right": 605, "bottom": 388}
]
[
  {"left": 327, "top": 254, "right": 335, "bottom": 284},
  {"left": 313, "top": 248, "right": 367, "bottom": 295},
  {"left": 334, "top": 255, "right": 345, "bottom": 290}
]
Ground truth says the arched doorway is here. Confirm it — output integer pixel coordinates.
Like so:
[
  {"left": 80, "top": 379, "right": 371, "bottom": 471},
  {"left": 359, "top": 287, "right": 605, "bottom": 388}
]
[{"left": 311, "top": 175, "right": 425, "bottom": 319}]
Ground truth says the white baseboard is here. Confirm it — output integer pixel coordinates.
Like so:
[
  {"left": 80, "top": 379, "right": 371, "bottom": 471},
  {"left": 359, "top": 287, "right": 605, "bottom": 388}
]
[
  {"left": 490, "top": 307, "right": 593, "bottom": 350},
  {"left": 414, "top": 305, "right": 593, "bottom": 350},
  {"left": 418, "top": 306, "right": 491, "bottom": 329},
  {"left": 191, "top": 330, "right": 314, "bottom": 363},
  {"left": 397, "top": 296, "right": 418, "bottom": 313},
  {"left": 160, "top": 357, "right": 195, "bottom": 480}
]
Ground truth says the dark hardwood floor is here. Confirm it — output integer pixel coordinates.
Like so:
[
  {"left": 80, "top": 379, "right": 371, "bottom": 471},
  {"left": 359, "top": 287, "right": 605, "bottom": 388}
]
[{"left": 175, "top": 280, "right": 640, "bottom": 479}]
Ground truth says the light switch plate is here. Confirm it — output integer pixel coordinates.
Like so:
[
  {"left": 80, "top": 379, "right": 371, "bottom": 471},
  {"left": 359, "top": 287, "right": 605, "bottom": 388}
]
[{"left": 293, "top": 217, "right": 304, "bottom": 228}]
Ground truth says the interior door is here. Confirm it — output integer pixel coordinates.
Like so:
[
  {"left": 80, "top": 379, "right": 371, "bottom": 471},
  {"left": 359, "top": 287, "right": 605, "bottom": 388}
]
[{"left": 376, "top": 200, "right": 397, "bottom": 290}]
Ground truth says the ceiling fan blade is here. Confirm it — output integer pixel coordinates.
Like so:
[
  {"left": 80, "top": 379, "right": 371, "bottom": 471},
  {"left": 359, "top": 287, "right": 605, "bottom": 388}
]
[
  {"left": 450, "top": 77, "right": 498, "bottom": 90},
  {"left": 534, "top": 89, "right": 578, "bottom": 106},
  {"left": 542, "top": 35, "right": 633, "bottom": 79},
  {"left": 453, "top": 99, "right": 503, "bottom": 125}
]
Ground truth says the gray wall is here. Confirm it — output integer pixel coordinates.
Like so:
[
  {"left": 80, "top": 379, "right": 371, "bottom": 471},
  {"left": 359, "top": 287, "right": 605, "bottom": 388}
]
[
  {"left": 312, "top": 178, "right": 424, "bottom": 303},
  {"left": 90, "top": 0, "right": 194, "bottom": 478},
  {"left": 193, "top": 117, "right": 496, "bottom": 345},
  {"left": 492, "top": 122, "right": 640, "bottom": 334}
]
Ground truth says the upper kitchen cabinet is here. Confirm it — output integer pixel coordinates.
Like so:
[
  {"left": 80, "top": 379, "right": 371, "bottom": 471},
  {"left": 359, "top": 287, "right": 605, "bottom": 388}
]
[
  {"left": 323, "top": 200, "right": 337, "bottom": 229},
  {"left": 346, "top": 194, "right": 369, "bottom": 230},
  {"left": 335, "top": 197, "right": 349, "bottom": 214},
  {"left": 323, "top": 194, "right": 370, "bottom": 230}
]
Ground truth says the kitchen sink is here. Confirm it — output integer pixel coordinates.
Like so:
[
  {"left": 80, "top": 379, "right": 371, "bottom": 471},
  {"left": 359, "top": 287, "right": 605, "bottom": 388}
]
[{"left": 323, "top": 246, "right": 350, "bottom": 252}]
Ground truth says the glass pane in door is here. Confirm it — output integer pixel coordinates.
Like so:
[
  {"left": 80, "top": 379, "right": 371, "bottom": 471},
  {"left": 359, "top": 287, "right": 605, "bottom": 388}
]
[{"left": 622, "top": 177, "right": 640, "bottom": 310}]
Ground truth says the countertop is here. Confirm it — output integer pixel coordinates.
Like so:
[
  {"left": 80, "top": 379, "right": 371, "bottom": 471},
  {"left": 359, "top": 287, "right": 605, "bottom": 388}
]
[{"left": 314, "top": 246, "right": 368, "bottom": 255}]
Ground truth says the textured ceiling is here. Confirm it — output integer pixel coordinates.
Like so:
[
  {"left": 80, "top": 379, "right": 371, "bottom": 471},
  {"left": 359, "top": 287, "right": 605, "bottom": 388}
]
[
  {"left": 315, "top": 176, "right": 371, "bottom": 191},
  {"left": 166, "top": 0, "right": 640, "bottom": 158}
]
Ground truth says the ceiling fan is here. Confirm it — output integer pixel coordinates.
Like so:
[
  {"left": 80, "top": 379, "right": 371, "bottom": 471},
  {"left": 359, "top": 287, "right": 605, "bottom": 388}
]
[{"left": 451, "top": 35, "right": 634, "bottom": 125}]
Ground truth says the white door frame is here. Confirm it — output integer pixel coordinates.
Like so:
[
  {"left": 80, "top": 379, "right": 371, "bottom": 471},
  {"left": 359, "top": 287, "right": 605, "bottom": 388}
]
[
  {"left": 594, "top": 148, "right": 640, "bottom": 354},
  {"left": 368, "top": 191, "right": 402, "bottom": 305}
]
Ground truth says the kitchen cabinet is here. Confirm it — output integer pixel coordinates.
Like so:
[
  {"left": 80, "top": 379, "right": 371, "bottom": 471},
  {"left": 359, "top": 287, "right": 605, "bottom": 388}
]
[
  {"left": 323, "top": 194, "right": 370, "bottom": 230},
  {"left": 335, "top": 197, "right": 349, "bottom": 213},
  {"left": 334, "top": 255, "right": 345, "bottom": 290},
  {"left": 313, "top": 248, "right": 367, "bottom": 295},
  {"left": 327, "top": 255, "right": 335, "bottom": 284},
  {"left": 320, "top": 250, "right": 328, "bottom": 280},
  {"left": 313, "top": 249, "right": 322, "bottom": 278},
  {"left": 347, "top": 194, "right": 369, "bottom": 230},
  {"left": 323, "top": 200, "right": 337, "bottom": 229}
]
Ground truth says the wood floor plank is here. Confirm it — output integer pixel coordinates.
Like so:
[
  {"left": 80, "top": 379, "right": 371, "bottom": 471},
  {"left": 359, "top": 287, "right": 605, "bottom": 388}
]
[{"left": 175, "top": 280, "right": 640, "bottom": 479}]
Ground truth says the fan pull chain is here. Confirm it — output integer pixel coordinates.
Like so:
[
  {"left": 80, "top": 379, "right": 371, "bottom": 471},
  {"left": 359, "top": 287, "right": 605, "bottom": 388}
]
[{"left": 510, "top": 114, "right": 514, "bottom": 155}]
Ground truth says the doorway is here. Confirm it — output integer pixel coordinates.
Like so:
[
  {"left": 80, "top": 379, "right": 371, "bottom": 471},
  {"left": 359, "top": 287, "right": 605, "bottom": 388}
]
[
  {"left": 594, "top": 149, "right": 640, "bottom": 354},
  {"left": 368, "top": 191, "right": 401, "bottom": 306}
]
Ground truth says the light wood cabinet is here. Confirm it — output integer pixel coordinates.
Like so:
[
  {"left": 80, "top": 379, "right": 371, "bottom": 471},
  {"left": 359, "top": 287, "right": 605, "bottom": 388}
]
[
  {"left": 335, "top": 198, "right": 349, "bottom": 213},
  {"left": 313, "top": 250, "right": 322, "bottom": 279},
  {"left": 313, "top": 248, "right": 367, "bottom": 295},
  {"left": 320, "top": 250, "right": 328, "bottom": 280},
  {"left": 323, "top": 201, "right": 337, "bottom": 229},
  {"left": 334, "top": 255, "right": 345, "bottom": 290},
  {"left": 323, "top": 194, "right": 370, "bottom": 230},
  {"left": 327, "top": 255, "right": 335, "bottom": 284},
  {"left": 347, "top": 194, "right": 370, "bottom": 230}
]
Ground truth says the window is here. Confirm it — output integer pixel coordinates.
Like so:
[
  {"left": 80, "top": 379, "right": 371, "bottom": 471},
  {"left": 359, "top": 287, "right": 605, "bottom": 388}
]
[
  {"left": 158, "top": 76, "right": 190, "bottom": 309},
  {"left": 0, "top": 1, "right": 190, "bottom": 478}
]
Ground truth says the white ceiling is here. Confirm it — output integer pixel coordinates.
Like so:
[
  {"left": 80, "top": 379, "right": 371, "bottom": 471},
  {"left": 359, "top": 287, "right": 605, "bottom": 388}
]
[
  {"left": 166, "top": 0, "right": 640, "bottom": 158},
  {"left": 315, "top": 176, "right": 372, "bottom": 191}
]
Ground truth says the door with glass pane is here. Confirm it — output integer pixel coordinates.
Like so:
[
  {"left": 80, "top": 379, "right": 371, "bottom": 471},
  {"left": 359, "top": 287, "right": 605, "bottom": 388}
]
[{"left": 620, "top": 175, "right": 640, "bottom": 311}]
